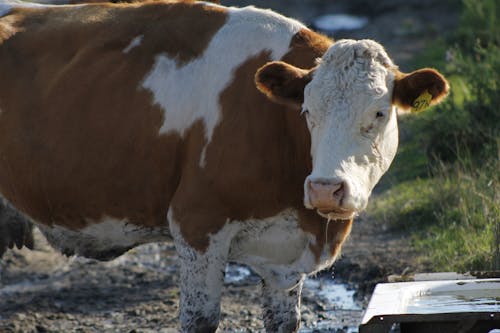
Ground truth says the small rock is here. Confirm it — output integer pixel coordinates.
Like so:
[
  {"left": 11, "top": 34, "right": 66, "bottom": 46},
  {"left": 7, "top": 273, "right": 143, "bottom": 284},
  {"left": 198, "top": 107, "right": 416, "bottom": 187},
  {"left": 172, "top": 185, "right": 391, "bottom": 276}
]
[{"left": 35, "top": 325, "right": 48, "bottom": 333}]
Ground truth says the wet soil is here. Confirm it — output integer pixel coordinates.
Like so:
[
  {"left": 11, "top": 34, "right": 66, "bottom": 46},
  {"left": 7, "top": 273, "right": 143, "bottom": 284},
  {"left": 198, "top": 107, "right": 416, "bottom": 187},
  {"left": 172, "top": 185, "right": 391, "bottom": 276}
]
[
  {"left": 1, "top": 229, "right": 363, "bottom": 333},
  {"left": 0, "top": 217, "right": 427, "bottom": 333}
]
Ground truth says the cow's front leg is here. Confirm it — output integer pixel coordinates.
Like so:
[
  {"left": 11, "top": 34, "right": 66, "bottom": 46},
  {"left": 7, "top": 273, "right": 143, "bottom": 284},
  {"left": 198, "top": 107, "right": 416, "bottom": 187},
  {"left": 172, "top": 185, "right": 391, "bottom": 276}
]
[
  {"left": 261, "top": 277, "right": 305, "bottom": 333},
  {"left": 174, "top": 233, "right": 229, "bottom": 333}
]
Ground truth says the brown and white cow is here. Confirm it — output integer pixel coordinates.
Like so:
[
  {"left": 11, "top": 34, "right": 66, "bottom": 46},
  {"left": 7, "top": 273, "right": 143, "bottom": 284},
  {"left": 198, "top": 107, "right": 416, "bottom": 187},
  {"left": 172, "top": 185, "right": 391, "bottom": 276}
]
[{"left": 0, "top": 0, "right": 449, "bottom": 332}]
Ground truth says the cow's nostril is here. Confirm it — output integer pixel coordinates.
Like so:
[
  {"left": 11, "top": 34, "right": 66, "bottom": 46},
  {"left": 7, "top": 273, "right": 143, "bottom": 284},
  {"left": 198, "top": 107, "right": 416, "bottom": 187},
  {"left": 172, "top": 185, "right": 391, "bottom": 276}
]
[
  {"left": 307, "top": 178, "right": 348, "bottom": 210},
  {"left": 332, "top": 182, "right": 344, "bottom": 201}
]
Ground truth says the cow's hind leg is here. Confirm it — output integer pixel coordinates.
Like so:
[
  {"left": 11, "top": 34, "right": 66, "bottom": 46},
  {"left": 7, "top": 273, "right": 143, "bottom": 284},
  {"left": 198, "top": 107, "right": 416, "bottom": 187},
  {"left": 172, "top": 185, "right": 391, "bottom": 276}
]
[{"left": 261, "top": 277, "right": 304, "bottom": 333}]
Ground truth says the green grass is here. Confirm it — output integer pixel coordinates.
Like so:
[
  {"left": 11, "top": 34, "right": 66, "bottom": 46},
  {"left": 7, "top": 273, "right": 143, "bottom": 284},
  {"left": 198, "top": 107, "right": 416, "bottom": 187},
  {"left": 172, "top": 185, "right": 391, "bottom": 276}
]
[
  {"left": 414, "top": 161, "right": 500, "bottom": 271},
  {"left": 370, "top": 177, "right": 440, "bottom": 230},
  {"left": 371, "top": 149, "right": 500, "bottom": 271}
]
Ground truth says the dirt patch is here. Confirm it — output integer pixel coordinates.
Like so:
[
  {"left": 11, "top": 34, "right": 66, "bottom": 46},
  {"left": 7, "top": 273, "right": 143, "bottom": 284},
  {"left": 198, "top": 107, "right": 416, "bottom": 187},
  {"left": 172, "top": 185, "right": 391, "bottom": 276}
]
[
  {"left": 0, "top": 215, "right": 429, "bottom": 333},
  {"left": 333, "top": 215, "right": 431, "bottom": 306},
  {"left": 1, "top": 230, "right": 363, "bottom": 332}
]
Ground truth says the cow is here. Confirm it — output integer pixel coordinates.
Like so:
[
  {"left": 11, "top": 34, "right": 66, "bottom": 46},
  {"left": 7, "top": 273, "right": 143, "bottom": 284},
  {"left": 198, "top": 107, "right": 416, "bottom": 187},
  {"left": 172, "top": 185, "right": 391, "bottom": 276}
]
[{"left": 0, "top": 0, "right": 449, "bottom": 332}]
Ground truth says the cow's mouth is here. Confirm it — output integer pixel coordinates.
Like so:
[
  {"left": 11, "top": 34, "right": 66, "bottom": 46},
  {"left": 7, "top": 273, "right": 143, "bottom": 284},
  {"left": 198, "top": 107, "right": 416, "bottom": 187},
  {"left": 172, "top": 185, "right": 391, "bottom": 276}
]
[{"left": 316, "top": 208, "right": 355, "bottom": 221}]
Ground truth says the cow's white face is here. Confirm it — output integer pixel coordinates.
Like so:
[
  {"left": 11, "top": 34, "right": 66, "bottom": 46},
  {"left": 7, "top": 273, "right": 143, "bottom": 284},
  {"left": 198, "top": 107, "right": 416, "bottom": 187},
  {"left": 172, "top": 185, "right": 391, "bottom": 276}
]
[
  {"left": 256, "top": 39, "right": 449, "bottom": 220},
  {"left": 301, "top": 40, "right": 398, "bottom": 219}
]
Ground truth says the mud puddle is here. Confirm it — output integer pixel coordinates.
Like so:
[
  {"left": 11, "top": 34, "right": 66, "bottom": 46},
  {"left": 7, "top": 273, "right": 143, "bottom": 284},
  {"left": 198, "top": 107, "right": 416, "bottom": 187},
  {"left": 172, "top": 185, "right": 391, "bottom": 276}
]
[{"left": 224, "top": 264, "right": 364, "bottom": 332}]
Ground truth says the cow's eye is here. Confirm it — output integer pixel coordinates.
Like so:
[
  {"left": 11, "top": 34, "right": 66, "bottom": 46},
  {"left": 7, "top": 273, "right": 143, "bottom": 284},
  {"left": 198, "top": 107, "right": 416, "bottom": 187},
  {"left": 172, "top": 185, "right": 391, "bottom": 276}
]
[{"left": 376, "top": 111, "right": 385, "bottom": 119}]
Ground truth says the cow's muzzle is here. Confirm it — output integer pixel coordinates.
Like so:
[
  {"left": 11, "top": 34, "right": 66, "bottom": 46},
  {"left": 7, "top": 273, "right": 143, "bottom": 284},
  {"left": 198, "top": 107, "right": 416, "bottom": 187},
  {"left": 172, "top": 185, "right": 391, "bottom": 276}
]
[{"left": 305, "top": 177, "right": 355, "bottom": 220}]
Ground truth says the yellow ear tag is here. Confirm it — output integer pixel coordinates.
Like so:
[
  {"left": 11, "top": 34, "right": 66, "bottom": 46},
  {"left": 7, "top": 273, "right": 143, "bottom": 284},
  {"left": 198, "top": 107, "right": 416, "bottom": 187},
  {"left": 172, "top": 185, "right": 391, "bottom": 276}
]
[{"left": 411, "top": 90, "right": 432, "bottom": 113}]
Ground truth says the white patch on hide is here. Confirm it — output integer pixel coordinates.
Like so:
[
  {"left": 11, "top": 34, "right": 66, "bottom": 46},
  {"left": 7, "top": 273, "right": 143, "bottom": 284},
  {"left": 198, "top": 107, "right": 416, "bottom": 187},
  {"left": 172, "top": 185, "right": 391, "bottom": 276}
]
[
  {"left": 141, "top": 5, "right": 304, "bottom": 167},
  {"left": 230, "top": 209, "right": 308, "bottom": 265},
  {"left": 122, "top": 35, "right": 143, "bottom": 54},
  {"left": 38, "top": 217, "right": 168, "bottom": 258},
  {"left": 229, "top": 209, "right": 339, "bottom": 289}
]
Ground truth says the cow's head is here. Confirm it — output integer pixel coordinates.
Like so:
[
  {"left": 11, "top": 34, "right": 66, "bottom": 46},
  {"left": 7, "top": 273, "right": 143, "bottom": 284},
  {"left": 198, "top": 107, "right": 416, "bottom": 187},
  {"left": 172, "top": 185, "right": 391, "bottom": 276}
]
[{"left": 256, "top": 39, "right": 448, "bottom": 220}]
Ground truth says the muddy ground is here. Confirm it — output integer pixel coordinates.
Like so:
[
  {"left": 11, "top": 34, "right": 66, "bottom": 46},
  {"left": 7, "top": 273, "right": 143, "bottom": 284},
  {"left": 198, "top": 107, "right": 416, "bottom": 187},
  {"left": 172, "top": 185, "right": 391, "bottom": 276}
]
[
  {"left": 0, "top": 1, "right": 457, "bottom": 332},
  {"left": 0, "top": 217, "right": 419, "bottom": 333}
]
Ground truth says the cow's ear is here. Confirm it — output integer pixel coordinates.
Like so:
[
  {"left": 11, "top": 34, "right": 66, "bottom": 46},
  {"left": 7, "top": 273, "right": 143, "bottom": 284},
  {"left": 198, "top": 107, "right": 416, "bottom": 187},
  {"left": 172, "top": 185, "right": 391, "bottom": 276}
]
[
  {"left": 255, "top": 61, "right": 313, "bottom": 109},
  {"left": 392, "top": 68, "right": 449, "bottom": 112}
]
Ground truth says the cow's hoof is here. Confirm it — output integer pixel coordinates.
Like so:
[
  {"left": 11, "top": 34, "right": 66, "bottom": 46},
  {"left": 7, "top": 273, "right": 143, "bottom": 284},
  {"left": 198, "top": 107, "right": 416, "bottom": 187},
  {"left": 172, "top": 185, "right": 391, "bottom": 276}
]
[
  {"left": 183, "top": 317, "right": 218, "bottom": 333},
  {"left": 193, "top": 325, "right": 217, "bottom": 333},
  {"left": 280, "top": 321, "right": 300, "bottom": 333},
  {"left": 265, "top": 319, "right": 300, "bottom": 333}
]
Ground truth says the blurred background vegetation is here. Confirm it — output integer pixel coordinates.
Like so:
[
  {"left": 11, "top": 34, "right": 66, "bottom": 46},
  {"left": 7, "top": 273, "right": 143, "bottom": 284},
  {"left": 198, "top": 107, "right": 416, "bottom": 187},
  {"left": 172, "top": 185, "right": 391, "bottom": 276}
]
[{"left": 370, "top": 0, "right": 500, "bottom": 272}]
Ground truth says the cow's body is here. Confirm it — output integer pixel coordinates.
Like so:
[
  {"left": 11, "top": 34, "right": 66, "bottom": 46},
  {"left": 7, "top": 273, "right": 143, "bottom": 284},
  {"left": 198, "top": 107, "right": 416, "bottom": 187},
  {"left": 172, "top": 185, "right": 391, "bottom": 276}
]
[{"left": 0, "top": 1, "right": 449, "bottom": 332}]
